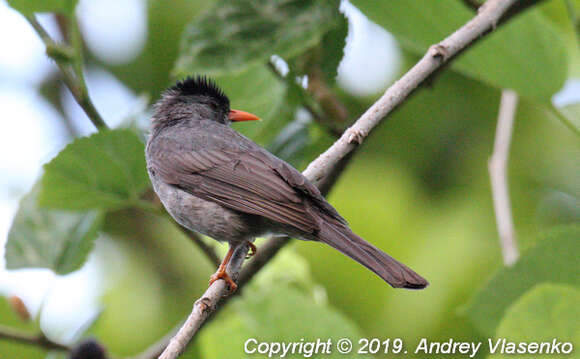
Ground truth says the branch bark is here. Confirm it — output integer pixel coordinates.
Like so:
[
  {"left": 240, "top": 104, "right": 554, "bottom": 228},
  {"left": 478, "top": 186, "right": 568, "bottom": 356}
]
[
  {"left": 303, "top": 0, "right": 520, "bottom": 186},
  {"left": 489, "top": 89, "right": 519, "bottom": 266},
  {"left": 158, "top": 243, "right": 250, "bottom": 359},
  {"left": 153, "top": 0, "right": 530, "bottom": 358}
]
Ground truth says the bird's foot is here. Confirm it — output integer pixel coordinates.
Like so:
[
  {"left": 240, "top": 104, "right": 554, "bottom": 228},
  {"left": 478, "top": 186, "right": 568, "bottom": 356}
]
[
  {"left": 209, "top": 269, "right": 238, "bottom": 292},
  {"left": 246, "top": 241, "right": 257, "bottom": 259}
]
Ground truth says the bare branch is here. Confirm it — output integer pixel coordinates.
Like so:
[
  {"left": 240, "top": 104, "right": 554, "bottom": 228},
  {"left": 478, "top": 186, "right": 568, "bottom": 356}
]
[
  {"left": 158, "top": 243, "right": 250, "bottom": 359},
  {"left": 0, "top": 325, "right": 71, "bottom": 352},
  {"left": 303, "top": 0, "right": 520, "bottom": 186},
  {"left": 489, "top": 89, "right": 519, "bottom": 266}
]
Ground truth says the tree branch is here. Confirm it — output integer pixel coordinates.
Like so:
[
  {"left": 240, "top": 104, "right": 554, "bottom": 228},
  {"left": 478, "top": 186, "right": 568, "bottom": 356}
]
[
  {"left": 150, "top": 1, "right": 535, "bottom": 358},
  {"left": 303, "top": 0, "right": 521, "bottom": 186},
  {"left": 158, "top": 243, "right": 250, "bottom": 359},
  {"left": 0, "top": 325, "right": 71, "bottom": 352},
  {"left": 489, "top": 89, "right": 519, "bottom": 266},
  {"left": 26, "top": 16, "right": 108, "bottom": 131}
]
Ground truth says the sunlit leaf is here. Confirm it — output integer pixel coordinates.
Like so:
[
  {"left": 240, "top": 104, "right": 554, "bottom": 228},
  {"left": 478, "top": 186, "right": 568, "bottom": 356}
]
[
  {"left": 39, "top": 129, "right": 149, "bottom": 210},
  {"left": 490, "top": 284, "right": 580, "bottom": 359}
]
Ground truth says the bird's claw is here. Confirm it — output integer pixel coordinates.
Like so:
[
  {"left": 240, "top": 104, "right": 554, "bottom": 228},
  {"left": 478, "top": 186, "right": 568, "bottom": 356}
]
[{"left": 209, "top": 270, "right": 238, "bottom": 292}]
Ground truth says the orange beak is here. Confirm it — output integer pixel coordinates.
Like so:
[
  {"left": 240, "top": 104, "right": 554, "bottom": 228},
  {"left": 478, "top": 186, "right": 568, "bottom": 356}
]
[{"left": 228, "top": 109, "right": 260, "bottom": 122}]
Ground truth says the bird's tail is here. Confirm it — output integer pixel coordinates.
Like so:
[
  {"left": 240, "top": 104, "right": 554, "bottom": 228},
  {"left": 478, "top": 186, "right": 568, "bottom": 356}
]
[{"left": 317, "top": 220, "right": 428, "bottom": 289}]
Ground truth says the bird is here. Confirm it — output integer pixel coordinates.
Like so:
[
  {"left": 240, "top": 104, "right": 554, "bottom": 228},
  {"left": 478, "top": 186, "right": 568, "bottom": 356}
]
[{"left": 145, "top": 76, "right": 428, "bottom": 292}]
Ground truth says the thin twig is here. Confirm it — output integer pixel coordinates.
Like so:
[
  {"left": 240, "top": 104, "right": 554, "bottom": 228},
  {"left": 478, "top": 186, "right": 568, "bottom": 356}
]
[
  {"left": 26, "top": 16, "right": 108, "bottom": 130},
  {"left": 489, "top": 89, "right": 519, "bottom": 266},
  {"left": 0, "top": 325, "right": 71, "bottom": 352},
  {"left": 152, "top": 1, "right": 531, "bottom": 358}
]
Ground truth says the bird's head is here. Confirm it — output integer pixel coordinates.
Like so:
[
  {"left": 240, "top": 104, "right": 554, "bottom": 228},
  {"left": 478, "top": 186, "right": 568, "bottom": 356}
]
[{"left": 151, "top": 76, "right": 260, "bottom": 130}]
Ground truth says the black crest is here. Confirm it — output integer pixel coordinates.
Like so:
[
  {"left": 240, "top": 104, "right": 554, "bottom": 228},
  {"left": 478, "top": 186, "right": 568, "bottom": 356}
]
[{"left": 170, "top": 76, "right": 229, "bottom": 108}]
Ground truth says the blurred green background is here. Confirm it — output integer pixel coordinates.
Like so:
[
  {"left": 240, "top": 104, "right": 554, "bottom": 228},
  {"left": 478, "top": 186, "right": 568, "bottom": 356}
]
[{"left": 1, "top": 0, "right": 579, "bottom": 358}]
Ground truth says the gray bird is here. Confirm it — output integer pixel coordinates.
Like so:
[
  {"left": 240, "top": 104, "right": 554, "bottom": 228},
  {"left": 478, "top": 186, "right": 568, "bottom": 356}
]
[{"left": 145, "top": 76, "right": 428, "bottom": 291}]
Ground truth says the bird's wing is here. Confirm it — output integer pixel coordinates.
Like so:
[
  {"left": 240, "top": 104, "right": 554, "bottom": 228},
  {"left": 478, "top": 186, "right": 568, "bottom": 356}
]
[{"left": 148, "top": 136, "right": 344, "bottom": 234}]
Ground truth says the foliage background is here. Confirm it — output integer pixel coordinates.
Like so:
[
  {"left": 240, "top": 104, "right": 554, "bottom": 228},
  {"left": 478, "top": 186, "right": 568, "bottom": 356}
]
[{"left": 0, "top": 0, "right": 579, "bottom": 358}]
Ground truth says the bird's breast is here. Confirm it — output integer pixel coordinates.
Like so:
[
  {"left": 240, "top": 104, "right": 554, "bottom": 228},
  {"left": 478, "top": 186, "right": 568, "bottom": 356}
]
[{"left": 148, "top": 169, "right": 258, "bottom": 244}]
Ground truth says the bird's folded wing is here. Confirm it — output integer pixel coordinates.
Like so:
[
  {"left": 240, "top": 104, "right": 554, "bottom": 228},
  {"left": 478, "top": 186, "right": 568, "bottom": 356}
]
[{"left": 149, "top": 144, "right": 322, "bottom": 234}]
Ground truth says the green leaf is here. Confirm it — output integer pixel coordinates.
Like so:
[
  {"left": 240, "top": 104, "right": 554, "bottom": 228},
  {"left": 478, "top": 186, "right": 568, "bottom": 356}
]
[
  {"left": 7, "top": 0, "right": 77, "bottom": 16},
  {"left": 319, "top": 12, "right": 348, "bottom": 84},
  {"left": 490, "top": 284, "right": 580, "bottom": 359},
  {"left": 5, "top": 185, "right": 103, "bottom": 275},
  {"left": 351, "top": 0, "right": 567, "bottom": 101},
  {"left": 215, "top": 65, "right": 293, "bottom": 145},
  {"left": 174, "top": 0, "right": 341, "bottom": 77},
  {"left": 39, "top": 129, "right": 150, "bottom": 210},
  {"left": 199, "top": 285, "right": 362, "bottom": 358},
  {"left": 465, "top": 224, "right": 580, "bottom": 336}
]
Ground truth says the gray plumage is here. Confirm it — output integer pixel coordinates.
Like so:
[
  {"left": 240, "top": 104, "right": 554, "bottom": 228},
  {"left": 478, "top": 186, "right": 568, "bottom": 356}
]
[{"left": 146, "top": 76, "right": 428, "bottom": 289}]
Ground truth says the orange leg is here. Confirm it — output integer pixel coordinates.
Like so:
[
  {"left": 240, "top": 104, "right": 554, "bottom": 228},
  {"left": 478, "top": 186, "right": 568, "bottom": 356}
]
[
  {"left": 209, "top": 246, "right": 238, "bottom": 292},
  {"left": 246, "top": 241, "right": 257, "bottom": 259}
]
